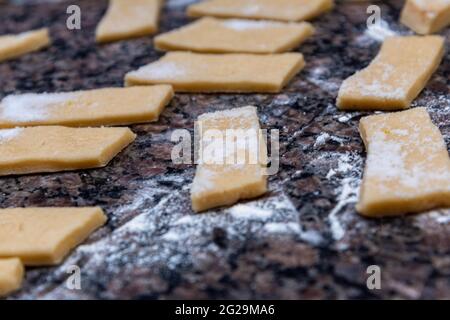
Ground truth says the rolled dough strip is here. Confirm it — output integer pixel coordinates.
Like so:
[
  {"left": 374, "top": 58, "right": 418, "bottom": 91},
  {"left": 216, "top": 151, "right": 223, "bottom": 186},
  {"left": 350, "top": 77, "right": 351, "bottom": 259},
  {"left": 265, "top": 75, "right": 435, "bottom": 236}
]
[
  {"left": 357, "top": 108, "right": 450, "bottom": 217},
  {"left": 400, "top": 0, "right": 450, "bottom": 34},
  {"left": 96, "top": 0, "right": 162, "bottom": 43},
  {"left": 0, "top": 207, "right": 107, "bottom": 266},
  {"left": 0, "top": 28, "right": 50, "bottom": 63},
  {"left": 0, "top": 126, "right": 136, "bottom": 176},
  {"left": 125, "top": 52, "right": 304, "bottom": 93},
  {"left": 187, "top": 0, "right": 334, "bottom": 22},
  {"left": 0, "top": 85, "right": 174, "bottom": 128},
  {"left": 337, "top": 36, "right": 444, "bottom": 110},
  {"left": 191, "top": 106, "right": 268, "bottom": 212},
  {"left": 0, "top": 258, "right": 24, "bottom": 297},
  {"left": 154, "top": 17, "right": 314, "bottom": 54}
]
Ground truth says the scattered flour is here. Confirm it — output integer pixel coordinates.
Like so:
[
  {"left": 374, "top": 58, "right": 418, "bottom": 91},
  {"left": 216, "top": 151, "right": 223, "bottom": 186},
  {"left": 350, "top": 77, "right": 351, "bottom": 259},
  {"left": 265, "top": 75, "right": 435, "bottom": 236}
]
[
  {"left": 229, "top": 204, "right": 273, "bottom": 220},
  {"left": 364, "top": 20, "right": 398, "bottom": 42},
  {"left": 328, "top": 177, "right": 360, "bottom": 242},
  {"left": 314, "top": 132, "right": 346, "bottom": 149}
]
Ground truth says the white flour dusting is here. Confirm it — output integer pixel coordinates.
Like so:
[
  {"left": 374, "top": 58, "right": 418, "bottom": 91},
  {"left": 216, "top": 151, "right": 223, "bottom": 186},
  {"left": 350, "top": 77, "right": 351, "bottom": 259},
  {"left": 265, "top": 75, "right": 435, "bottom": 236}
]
[
  {"left": 230, "top": 204, "right": 273, "bottom": 220},
  {"left": 314, "top": 150, "right": 364, "bottom": 243},
  {"left": 130, "top": 61, "right": 186, "bottom": 80},
  {"left": 221, "top": 19, "right": 283, "bottom": 31},
  {"left": 0, "top": 128, "right": 23, "bottom": 143},
  {"left": 0, "top": 92, "right": 76, "bottom": 122},
  {"left": 364, "top": 20, "right": 398, "bottom": 42},
  {"left": 328, "top": 177, "right": 359, "bottom": 242},
  {"left": 314, "top": 132, "right": 346, "bottom": 149},
  {"left": 305, "top": 65, "right": 340, "bottom": 94}
]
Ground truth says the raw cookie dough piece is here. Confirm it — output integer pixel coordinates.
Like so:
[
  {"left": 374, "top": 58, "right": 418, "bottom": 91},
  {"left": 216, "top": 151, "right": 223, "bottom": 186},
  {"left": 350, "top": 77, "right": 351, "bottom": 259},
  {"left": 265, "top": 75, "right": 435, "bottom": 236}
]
[
  {"left": 400, "top": 0, "right": 450, "bottom": 34},
  {"left": 0, "top": 126, "right": 135, "bottom": 176},
  {"left": 357, "top": 108, "right": 450, "bottom": 217},
  {"left": 0, "top": 28, "right": 50, "bottom": 63},
  {"left": 337, "top": 36, "right": 445, "bottom": 110},
  {"left": 187, "top": 0, "right": 334, "bottom": 22},
  {"left": 0, "top": 258, "right": 24, "bottom": 297},
  {"left": 154, "top": 17, "right": 314, "bottom": 54},
  {"left": 125, "top": 52, "right": 304, "bottom": 93},
  {"left": 0, "top": 207, "right": 107, "bottom": 266},
  {"left": 191, "top": 106, "right": 267, "bottom": 212},
  {"left": 96, "top": 0, "right": 162, "bottom": 43},
  {"left": 0, "top": 85, "right": 174, "bottom": 128}
]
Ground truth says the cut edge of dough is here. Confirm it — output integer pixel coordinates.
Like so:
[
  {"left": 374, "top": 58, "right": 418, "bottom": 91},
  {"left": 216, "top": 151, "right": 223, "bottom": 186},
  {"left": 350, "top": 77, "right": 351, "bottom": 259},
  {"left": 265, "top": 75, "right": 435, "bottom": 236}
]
[
  {"left": 0, "top": 127, "right": 136, "bottom": 176},
  {"left": 0, "top": 258, "right": 24, "bottom": 297},
  {"left": 356, "top": 108, "right": 450, "bottom": 217},
  {"left": 153, "top": 20, "right": 315, "bottom": 54},
  {"left": 124, "top": 53, "right": 305, "bottom": 93},
  {"left": 0, "top": 28, "right": 51, "bottom": 63}
]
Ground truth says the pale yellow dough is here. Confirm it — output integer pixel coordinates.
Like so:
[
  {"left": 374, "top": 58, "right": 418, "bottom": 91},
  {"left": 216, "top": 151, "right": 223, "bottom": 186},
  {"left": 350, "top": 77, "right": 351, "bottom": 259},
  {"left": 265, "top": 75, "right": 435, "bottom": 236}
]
[
  {"left": 154, "top": 17, "right": 314, "bottom": 54},
  {"left": 0, "top": 126, "right": 136, "bottom": 176},
  {"left": 400, "top": 0, "right": 450, "bottom": 34},
  {"left": 125, "top": 52, "right": 304, "bottom": 93},
  {"left": 188, "top": 0, "right": 334, "bottom": 22},
  {"left": 337, "top": 36, "right": 444, "bottom": 110},
  {"left": 0, "top": 85, "right": 174, "bottom": 128},
  {"left": 0, "top": 258, "right": 24, "bottom": 297},
  {"left": 0, "top": 28, "right": 50, "bottom": 63},
  {"left": 96, "top": 0, "right": 162, "bottom": 43},
  {"left": 357, "top": 108, "right": 450, "bottom": 217},
  {"left": 191, "top": 106, "right": 267, "bottom": 212},
  {"left": 0, "top": 207, "right": 107, "bottom": 266}
]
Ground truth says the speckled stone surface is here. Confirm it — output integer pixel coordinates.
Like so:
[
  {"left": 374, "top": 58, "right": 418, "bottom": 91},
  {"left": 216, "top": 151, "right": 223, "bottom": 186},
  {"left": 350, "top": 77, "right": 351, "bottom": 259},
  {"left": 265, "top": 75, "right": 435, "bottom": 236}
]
[{"left": 0, "top": 0, "right": 449, "bottom": 300}]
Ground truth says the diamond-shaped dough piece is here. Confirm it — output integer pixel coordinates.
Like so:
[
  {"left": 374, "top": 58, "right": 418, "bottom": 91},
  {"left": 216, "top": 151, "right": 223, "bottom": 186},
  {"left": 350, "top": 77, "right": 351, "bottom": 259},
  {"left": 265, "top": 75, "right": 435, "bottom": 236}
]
[
  {"left": 0, "top": 28, "right": 50, "bottom": 63},
  {"left": 125, "top": 52, "right": 304, "bottom": 93},
  {"left": 0, "top": 126, "right": 136, "bottom": 176},
  {"left": 96, "top": 0, "right": 162, "bottom": 43},
  {"left": 0, "top": 207, "right": 107, "bottom": 266},
  {"left": 0, "top": 85, "right": 174, "bottom": 128},
  {"left": 155, "top": 17, "right": 314, "bottom": 54},
  {"left": 187, "top": 0, "right": 334, "bottom": 22},
  {"left": 400, "top": 0, "right": 450, "bottom": 35},
  {"left": 191, "top": 106, "right": 267, "bottom": 212},
  {"left": 0, "top": 258, "right": 24, "bottom": 297},
  {"left": 337, "top": 36, "right": 444, "bottom": 110},
  {"left": 357, "top": 108, "right": 450, "bottom": 217}
]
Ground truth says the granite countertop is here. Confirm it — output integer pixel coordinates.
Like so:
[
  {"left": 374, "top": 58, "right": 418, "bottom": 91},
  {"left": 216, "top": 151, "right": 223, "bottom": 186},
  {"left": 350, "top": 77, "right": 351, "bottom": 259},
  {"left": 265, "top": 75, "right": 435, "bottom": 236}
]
[{"left": 0, "top": 0, "right": 449, "bottom": 299}]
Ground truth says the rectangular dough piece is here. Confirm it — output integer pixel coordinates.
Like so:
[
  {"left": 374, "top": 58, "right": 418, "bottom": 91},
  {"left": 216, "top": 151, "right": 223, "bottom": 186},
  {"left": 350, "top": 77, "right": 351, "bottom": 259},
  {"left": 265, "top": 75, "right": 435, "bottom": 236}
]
[
  {"left": 125, "top": 52, "right": 305, "bottom": 93},
  {"left": 187, "top": 0, "right": 334, "bottom": 22},
  {"left": 337, "top": 36, "right": 445, "bottom": 110},
  {"left": 154, "top": 17, "right": 314, "bottom": 54},
  {"left": 0, "top": 85, "right": 174, "bottom": 128},
  {"left": 0, "top": 28, "right": 50, "bottom": 63},
  {"left": 357, "top": 108, "right": 450, "bottom": 217},
  {"left": 400, "top": 0, "right": 450, "bottom": 35},
  {"left": 0, "top": 258, "right": 24, "bottom": 297},
  {"left": 0, "top": 207, "right": 107, "bottom": 266},
  {"left": 0, "top": 126, "right": 136, "bottom": 176},
  {"left": 191, "top": 106, "right": 268, "bottom": 212},
  {"left": 96, "top": 0, "right": 162, "bottom": 43}
]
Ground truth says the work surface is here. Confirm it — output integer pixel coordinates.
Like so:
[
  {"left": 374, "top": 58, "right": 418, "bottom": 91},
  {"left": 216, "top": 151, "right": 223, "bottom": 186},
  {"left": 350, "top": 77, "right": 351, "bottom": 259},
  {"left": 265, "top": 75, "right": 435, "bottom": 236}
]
[{"left": 0, "top": 0, "right": 449, "bottom": 299}]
